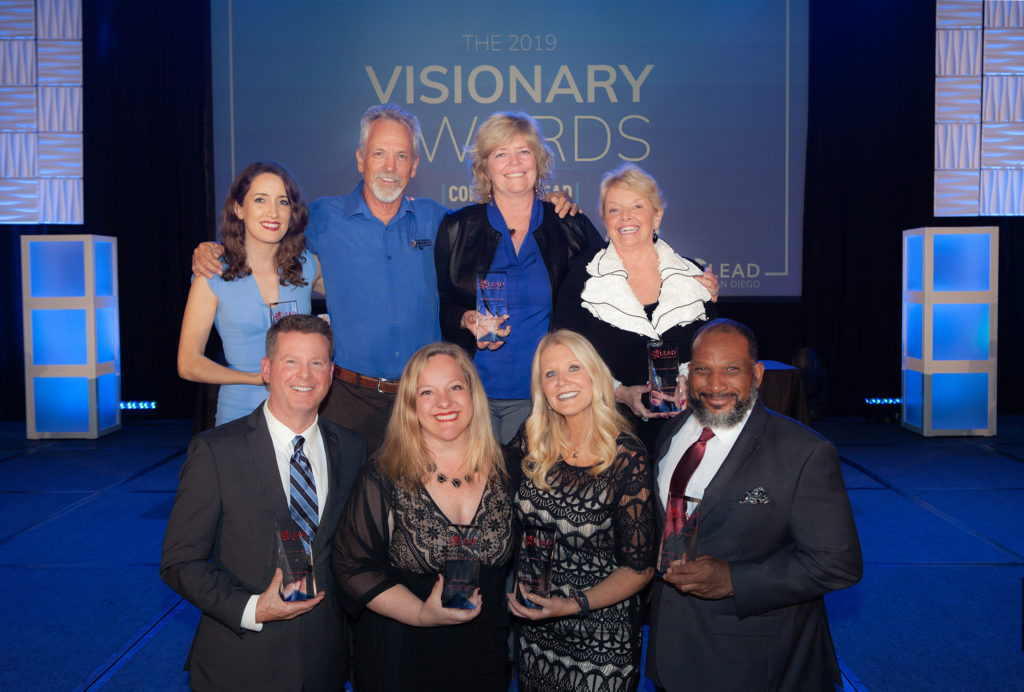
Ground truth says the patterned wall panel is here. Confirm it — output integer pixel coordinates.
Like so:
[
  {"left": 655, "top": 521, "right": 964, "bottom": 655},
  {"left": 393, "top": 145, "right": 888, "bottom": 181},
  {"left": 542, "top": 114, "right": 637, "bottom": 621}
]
[
  {"left": 986, "top": 0, "right": 1024, "bottom": 28},
  {"left": 0, "top": 132, "right": 37, "bottom": 176},
  {"left": 0, "top": 178, "right": 38, "bottom": 221},
  {"left": 0, "top": 0, "right": 83, "bottom": 224},
  {"left": 39, "top": 176, "right": 81, "bottom": 223},
  {"left": 0, "top": 0, "right": 34, "bottom": 38},
  {"left": 983, "top": 75, "right": 1024, "bottom": 120},
  {"left": 38, "top": 86, "right": 80, "bottom": 131},
  {"left": 936, "top": 1, "right": 1024, "bottom": 215},
  {"left": 937, "top": 77, "right": 982, "bottom": 121},
  {"left": 937, "top": 123, "right": 981, "bottom": 168},
  {"left": 36, "top": 0, "right": 81, "bottom": 40},
  {"left": 981, "top": 167, "right": 1024, "bottom": 213},
  {"left": 0, "top": 39, "right": 36, "bottom": 84}
]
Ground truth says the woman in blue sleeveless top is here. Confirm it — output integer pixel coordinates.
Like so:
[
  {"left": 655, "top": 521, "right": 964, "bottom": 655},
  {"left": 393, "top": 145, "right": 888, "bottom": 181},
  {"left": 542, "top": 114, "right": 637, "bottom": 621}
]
[{"left": 178, "top": 161, "right": 321, "bottom": 425}]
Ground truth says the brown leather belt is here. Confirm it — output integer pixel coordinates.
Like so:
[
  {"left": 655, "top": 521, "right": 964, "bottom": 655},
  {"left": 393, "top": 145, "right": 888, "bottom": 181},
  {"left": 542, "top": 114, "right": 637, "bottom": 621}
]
[{"left": 333, "top": 365, "right": 400, "bottom": 394}]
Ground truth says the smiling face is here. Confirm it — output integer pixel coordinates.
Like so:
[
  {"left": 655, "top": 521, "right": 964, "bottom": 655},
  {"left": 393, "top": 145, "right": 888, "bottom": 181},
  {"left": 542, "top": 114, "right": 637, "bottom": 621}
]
[
  {"left": 261, "top": 330, "right": 333, "bottom": 432},
  {"left": 415, "top": 354, "right": 474, "bottom": 450},
  {"left": 539, "top": 343, "right": 594, "bottom": 421},
  {"left": 486, "top": 134, "right": 538, "bottom": 201},
  {"left": 234, "top": 173, "right": 292, "bottom": 247},
  {"left": 356, "top": 118, "right": 419, "bottom": 205},
  {"left": 601, "top": 183, "right": 663, "bottom": 252},
  {"left": 687, "top": 329, "right": 764, "bottom": 429}
]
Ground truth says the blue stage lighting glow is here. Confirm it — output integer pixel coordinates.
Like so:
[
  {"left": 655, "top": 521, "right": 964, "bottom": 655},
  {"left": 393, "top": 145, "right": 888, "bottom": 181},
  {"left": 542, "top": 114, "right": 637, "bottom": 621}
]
[
  {"left": 864, "top": 398, "right": 902, "bottom": 405},
  {"left": 119, "top": 401, "right": 157, "bottom": 411}
]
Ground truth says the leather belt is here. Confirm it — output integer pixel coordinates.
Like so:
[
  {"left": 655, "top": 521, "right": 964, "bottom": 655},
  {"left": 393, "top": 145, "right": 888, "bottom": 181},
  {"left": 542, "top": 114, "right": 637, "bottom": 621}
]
[{"left": 333, "top": 365, "right": 400, "bottom": 394}]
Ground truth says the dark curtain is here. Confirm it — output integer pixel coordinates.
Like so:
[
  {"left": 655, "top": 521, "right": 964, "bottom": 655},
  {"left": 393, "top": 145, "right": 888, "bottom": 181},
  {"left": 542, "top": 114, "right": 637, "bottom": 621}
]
[
  {"left": 0, "top": 0, "right": 214, "bottom": 420},
  {"left": 1, "top": 0, "right": 1020, "bottom": 420}
]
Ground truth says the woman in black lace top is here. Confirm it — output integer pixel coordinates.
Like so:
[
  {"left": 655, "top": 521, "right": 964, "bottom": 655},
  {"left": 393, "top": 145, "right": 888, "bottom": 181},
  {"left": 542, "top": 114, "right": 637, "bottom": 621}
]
[
  {"left": 506, "top": 330, "right": 656, "bottom": 692},
  {"left": 332, "top": 342, "right": 516, "bottom": 691}
]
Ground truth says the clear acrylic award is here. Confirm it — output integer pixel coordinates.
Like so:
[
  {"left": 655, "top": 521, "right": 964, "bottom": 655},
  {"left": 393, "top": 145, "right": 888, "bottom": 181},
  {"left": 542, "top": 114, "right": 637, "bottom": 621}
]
[
  {"left": 442, "top": 523, "right": 480, "bottom": 610},
  {"left": 646, "top": 339, "right": 680, "bottom": 413},
  {"left": 515, "top": 526, "right": 555, "bottom": 609},
  {"left": 657, "top": 494, "right": 701, "bottom": 575},
  {"left": 475, "top": 271, "right": 508, "bottom": 342},
  {"left": 276, "top": 520, "right": 316, "bottom": 601}
]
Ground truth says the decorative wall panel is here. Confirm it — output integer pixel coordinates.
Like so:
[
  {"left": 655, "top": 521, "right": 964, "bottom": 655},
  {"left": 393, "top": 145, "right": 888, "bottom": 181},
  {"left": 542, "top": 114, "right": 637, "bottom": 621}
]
[{"left": 0, "top": 0, "right": 83, "bottom": 223}]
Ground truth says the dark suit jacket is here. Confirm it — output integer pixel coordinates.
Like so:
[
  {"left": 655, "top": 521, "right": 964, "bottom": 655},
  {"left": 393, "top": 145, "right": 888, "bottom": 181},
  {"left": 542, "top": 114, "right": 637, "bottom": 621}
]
[
  {"left": 647, "top": 401, "right": 862, "bottom": 691},
  {"left": 161, "top": 406, "right": 365, "bottom": 692}
]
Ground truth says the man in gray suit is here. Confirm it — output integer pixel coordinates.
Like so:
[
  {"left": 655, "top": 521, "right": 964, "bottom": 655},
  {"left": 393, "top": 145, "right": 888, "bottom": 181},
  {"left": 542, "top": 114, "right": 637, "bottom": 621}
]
[
  {"left": 161, "top": 314, "right": 365, "bottom": 691},
  {"left": 648, "top": 319, "right": 862, "bottom": 691}
]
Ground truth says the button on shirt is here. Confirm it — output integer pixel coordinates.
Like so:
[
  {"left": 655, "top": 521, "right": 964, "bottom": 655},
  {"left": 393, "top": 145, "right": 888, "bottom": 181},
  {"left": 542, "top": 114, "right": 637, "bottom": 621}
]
[
  {"left": 241, "top": 404, "right": 329, "bottom": 632},
  {"left": 306, "top": 182, "right": 446, "bottom": 380},
  {"left": 474, "top": 199, "right": 550, "bottom": 399},
  {"left": 657, "top": 407, "right": 755, "bottom": 508}
]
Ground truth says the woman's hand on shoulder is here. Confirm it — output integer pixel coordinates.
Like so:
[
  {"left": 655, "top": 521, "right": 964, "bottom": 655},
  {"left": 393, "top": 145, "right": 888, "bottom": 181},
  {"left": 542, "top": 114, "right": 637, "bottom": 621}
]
[
  {"left": 545, "top": 190, "right": 579, "bottom": 218},
  {"left": 417, "top": 575, "right": 482, "bottom": 627},
  {"left": 505, "top": 590, "right": 580, "bottom": 621},
  {"left": 695, "top": 268, "right": 719, "bottom": 302}
]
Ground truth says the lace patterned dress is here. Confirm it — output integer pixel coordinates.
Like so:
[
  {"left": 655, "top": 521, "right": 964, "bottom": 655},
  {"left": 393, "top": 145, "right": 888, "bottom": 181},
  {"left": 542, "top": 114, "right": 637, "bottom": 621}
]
[
  {"left": 512, "top": 433, "right": 656, "bottom": 692},
  {"left": 331, "top": 460, "right": 516, "bottom": 691}
]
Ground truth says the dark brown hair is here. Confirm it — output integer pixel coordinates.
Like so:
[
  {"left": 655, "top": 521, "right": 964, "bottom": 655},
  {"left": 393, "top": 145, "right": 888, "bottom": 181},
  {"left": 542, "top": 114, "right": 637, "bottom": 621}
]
[{"left": 219, "top": 161, "right": 309, "bottom": 286}]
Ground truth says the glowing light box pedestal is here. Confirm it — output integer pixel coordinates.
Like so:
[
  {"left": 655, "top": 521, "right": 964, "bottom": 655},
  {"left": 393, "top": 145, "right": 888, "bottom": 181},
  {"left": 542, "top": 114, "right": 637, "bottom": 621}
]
[
  {"left": 902, "top": 227, "right": 997, "bottom": 436},
  {"left": 21, "top": 235, "right": 121, "bottom": 439}
]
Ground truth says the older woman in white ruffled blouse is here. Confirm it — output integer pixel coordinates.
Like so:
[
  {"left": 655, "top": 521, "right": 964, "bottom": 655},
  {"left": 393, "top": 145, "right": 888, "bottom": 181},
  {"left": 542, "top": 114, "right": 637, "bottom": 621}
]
[{"left": 551, "top": 163, "right": 718, "bottom": 452}]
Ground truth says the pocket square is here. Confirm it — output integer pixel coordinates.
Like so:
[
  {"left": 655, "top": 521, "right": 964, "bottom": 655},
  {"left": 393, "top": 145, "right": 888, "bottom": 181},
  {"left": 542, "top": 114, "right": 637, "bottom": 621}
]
[{"left": 740, "top": 487, "right": 770, "bottom": 505}]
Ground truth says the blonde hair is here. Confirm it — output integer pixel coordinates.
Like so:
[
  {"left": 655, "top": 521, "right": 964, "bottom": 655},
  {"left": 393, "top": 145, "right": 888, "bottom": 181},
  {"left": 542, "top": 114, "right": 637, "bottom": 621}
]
[
  {"left": 469, "top": 111, "right": 554, "bottom": 203},
  {"left": 378, "top": 342, "right": 505, "bottom": 493},
  {"left": 598, "top": 162, "right": 666, "bottom": 219},
  {"left": 522, "top": 330, "right": 632, "bottom": 491}
]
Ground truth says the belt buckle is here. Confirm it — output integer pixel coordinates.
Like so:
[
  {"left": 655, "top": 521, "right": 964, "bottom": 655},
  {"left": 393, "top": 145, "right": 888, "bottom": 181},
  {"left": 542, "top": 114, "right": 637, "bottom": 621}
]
[{"left": 376, "top": 378, "right": 392, "bottom": 393}]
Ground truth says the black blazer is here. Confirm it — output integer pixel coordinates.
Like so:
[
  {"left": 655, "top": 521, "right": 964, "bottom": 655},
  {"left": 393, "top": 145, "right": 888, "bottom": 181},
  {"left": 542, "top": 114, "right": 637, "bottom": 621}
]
[
  {"left": 647, "top": 402, "right": 862, "bottom": 691},
  {"left": 161, "top": 406, "right": 365, "bottom": 692},
  {"left": 434, "top": 201, "right": 602, "bottom": 355}
]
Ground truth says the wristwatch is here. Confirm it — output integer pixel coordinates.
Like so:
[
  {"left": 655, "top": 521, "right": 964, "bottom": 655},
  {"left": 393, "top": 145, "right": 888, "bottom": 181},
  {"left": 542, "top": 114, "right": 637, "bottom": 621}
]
[{"left": 569, "top": 588, "right": 590, "bottom": 617}]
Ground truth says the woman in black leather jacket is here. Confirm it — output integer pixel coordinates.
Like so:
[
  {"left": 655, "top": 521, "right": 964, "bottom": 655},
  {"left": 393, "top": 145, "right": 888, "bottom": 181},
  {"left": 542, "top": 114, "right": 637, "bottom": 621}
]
[{"left": 435, "top": 111, "right": 602, "bottom": 443}]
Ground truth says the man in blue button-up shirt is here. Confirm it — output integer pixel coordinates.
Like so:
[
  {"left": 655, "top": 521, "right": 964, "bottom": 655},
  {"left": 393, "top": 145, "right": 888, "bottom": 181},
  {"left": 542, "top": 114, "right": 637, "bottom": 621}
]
[{"left": 305, "top": 105, "right": 447, "bottom": 452}]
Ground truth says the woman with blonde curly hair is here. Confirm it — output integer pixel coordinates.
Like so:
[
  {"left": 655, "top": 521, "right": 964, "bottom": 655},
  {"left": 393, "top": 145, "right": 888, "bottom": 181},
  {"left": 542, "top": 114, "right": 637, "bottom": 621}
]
[
  {"left": 506, "top": 329, "right": 656, "bottom": 692},
  {"left": 332, "top": 341, "right": 517, "bottom": 691},
  {"left": 435, "top": 112, "right": 602, "bottom": 444}
]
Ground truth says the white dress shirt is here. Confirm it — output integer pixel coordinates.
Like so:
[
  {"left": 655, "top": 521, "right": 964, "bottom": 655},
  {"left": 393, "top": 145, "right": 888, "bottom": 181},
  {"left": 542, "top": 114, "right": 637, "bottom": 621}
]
[
  {"left": 657, "top": 407, "right": 754, "bottom": 509},
  {"left": 242, "top": 404, "right": 329, "bottom": 631}
]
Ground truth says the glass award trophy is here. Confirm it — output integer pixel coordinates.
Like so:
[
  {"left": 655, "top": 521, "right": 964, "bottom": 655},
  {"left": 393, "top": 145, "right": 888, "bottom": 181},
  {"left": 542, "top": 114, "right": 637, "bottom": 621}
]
[
  {"left": 275, "top": 520, "right": 316, "bottom": 601},
  {"left": 441, "top": 523, "right": 480, "bottom": 610},
  {"left": 657, "top": 494, "right": 700, "bottom": 575},
  {"left": 515, "top": 526, "right": 555, "bottom": 609},
  {"left": 646, "top": 339, "right": 680, "bottom": 413},
  {"left": 475, "top": 271, "right": 507, "bottom": 342},
  {"left": 269, "top": 300, "right": 298, "bottom": 325}
]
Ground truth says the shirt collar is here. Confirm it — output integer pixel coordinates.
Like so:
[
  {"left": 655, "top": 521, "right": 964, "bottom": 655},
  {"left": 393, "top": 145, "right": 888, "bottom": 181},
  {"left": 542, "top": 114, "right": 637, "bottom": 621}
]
[
  {"left": 263, "top": 402, "right": 321, "bottom": 450},
  {"left": 486, "top": 197, "right": 543, "bottom": 237},
  {"left": 341, "top": 181, "right": 414, "bottom": 222},
  {"left": 681, "top": 399, "right": 756, "bottom": 445}
]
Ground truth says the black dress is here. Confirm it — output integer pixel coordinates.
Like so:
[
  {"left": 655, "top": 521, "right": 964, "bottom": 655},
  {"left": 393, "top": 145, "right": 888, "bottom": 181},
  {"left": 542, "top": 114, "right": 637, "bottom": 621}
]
[
  {"left": 331, "top": 461, "right": 515, "bottom": 691},
  {"left": 510, "top": 433, "right": 656, "bottom": 692}
]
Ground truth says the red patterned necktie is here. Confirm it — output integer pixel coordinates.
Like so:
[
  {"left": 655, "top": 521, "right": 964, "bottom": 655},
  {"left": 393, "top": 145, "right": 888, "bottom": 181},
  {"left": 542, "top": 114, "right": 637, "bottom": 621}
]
[{"left": 669, "top": 427, "right": 715, "bottom": 495}]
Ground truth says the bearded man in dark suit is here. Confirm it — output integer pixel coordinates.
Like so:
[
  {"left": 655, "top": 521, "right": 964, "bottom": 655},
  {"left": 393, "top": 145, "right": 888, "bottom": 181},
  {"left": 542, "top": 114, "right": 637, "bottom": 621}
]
[
  {"left": 647, "top": 319, "right": 862, "bottom": 691},
  {"left": 161, "top": 314, "right": 365, "bottom": 691}
]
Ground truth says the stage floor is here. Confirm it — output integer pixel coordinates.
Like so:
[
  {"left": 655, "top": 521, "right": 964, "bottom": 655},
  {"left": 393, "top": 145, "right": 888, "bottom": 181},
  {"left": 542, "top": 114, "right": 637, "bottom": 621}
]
[{"left": 0, "top": 415, "right": 1021, "bottom": 691}]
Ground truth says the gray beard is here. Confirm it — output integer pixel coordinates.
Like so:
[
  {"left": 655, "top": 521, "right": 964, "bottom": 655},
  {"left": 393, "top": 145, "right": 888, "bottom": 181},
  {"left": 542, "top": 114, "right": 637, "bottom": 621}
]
[
  {"left": 688, "top": 385, "right": 758, "bottom": 429},
  {"left": 370, "top": 177, "right": 404, "bottom": 204}
]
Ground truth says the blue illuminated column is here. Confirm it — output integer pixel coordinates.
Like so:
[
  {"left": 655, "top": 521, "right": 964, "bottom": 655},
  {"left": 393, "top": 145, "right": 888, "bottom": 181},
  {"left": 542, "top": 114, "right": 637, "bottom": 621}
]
[
  {"left": 902, "top": 227, "right": 997, "bottom": 436},
  {"left": 21, "top": 235, "right": 120, "bottom": 439}
]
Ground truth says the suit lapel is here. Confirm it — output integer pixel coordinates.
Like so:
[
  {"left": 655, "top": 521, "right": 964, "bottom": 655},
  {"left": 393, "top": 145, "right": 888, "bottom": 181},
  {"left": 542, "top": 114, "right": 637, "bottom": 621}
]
[
  {"left": 653, "top": 411, "right": 693, "bottom": 521},
  {"left": 698, "top": 401, "right": 768, "bottom": 523},
  {"left": 246, "top": 407, "right": 292, "bottom": 526},
  {"left": 313, "top": 421, "right": 341, "bottom": 552}
]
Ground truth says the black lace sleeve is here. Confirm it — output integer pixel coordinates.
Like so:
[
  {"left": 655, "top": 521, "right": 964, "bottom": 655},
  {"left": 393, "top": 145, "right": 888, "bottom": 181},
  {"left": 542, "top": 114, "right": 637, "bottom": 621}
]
[
  {"left": 331, "top": 461, "right": 399, "bottom": 615},
  {"left": 611, "top": 435, "right": 657, "bottom": 571}
]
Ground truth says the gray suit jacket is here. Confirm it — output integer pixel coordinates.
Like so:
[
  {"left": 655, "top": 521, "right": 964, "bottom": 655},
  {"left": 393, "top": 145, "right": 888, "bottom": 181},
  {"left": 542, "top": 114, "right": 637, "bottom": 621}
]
[
  {"left": 161, "top": 406, "right": 365, "bottom": 692},
  {"left": 647, "top": 401, "right": 862, "bottom": 691}
]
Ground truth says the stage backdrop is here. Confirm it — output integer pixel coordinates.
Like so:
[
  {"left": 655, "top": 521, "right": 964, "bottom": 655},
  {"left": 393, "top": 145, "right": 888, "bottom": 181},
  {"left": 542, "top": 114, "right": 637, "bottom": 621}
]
[{"left": 211, "top": 0, "right": 807, "bottom": 297}]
